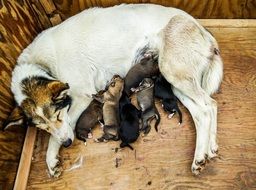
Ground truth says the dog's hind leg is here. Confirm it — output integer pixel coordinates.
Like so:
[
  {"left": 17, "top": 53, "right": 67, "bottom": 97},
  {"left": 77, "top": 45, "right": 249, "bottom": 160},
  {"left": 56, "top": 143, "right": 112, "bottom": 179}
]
[
  {"left": 169, "top": 80, "right": 214, "bottom": 175},
  {"left": 158, "top": 14, "right": 222, "bottom": 174}
]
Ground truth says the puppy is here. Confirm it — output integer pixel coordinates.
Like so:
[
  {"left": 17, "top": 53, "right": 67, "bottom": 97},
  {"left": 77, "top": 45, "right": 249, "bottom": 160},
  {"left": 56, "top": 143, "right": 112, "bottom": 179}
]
[
  {"left": 75, "top": 93, "right": 104, "bottom": 144},
  {"left": 154, "top": 74, "right": 182, "bottom": 124},
  {"left": 119, "top": 92, "right": 141, "bottom": 150},
  {"left": 135, "top": 78, "right": 160, "bottom": 134},
  {"left": 124, "top": 53, "right": 159, "bottom": 95},
  {"left": 93, "top": 75, "right": 124, "bottom": 142}
]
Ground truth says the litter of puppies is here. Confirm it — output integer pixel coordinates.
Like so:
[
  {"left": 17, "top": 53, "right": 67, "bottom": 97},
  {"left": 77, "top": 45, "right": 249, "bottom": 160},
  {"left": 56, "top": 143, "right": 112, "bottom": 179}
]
[{"left": 75, "top": 52, "right": 183, "bottom": 150}]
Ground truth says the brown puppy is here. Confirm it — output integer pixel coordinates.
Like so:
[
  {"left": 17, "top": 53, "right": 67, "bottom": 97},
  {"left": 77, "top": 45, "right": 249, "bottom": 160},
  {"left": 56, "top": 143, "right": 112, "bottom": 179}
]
[
  {"left": 75, "top": 91, "right": 104, "bottom": 144},
  {"left": 124, "top": 53, "right": 159, "bottom": 95},
  {"left": 93, "top": 75, "right": 124, "bottom": 142},
  {"left": 135, "top": 78, "right": 160, "bottom": 134}
]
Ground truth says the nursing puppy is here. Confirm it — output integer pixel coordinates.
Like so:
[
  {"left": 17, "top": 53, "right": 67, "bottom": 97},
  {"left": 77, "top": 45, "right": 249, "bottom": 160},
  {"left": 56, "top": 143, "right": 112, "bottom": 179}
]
[
  {"left": 75, "top": 94, "right": 103, "bottom": 144},
  {"left": 154, "top": 74, "right": 183, "bottom": 124},
  {"left": 93, "top": 75, "right": 124, "bottom": 142},
  {"left": 124, "top": 53, "right": 159, "bottom": 95},
  {"left": 119, "top": 92, "right": 141, "bottom": 150},
  {"left": 135, "top": 78, "right": 160, "bottom": 134}
]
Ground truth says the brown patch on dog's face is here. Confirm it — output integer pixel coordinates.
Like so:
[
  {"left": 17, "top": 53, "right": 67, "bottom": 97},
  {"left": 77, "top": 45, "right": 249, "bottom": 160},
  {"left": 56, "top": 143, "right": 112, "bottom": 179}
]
[{"left": 5, "top": 77, "right": 74, "bottom": 144}]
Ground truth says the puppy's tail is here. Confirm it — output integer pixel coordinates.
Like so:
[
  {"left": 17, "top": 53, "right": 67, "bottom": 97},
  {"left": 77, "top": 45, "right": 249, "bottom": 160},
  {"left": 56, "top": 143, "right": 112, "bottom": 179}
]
[
  {"left": 201, "top": 34, "right": 223, "bottom": 95},
  {"left": 120, "top": 142, "right": 134, "bottom": 150},
  {"left": 176, "top": 107, "right": 183, "bottom": 125},
  {"left": 154, "top": 111, "right": 161, "bottom": 132}
]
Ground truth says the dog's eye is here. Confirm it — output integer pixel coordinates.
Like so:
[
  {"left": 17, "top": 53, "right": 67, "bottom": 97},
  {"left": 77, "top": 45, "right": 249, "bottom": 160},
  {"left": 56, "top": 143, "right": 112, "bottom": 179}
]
[
  {"left": 33, "top": 117, "right": 45, "bottom": 125},
  {"left": 57, "top": 111, "right": 62, "bottom": 122}
]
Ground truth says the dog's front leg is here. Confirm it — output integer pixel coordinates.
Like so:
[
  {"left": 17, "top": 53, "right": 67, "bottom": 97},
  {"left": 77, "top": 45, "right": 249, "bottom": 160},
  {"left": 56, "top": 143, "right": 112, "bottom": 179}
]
[{"left": 46, "top": 136, "right": 62, "bottom": 177}]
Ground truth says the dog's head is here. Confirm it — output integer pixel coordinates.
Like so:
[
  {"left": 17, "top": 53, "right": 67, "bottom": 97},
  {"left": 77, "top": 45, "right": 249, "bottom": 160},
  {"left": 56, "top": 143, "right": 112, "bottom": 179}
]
[{"left": 4, "top": 77, "right": 74, "bottom": 147}]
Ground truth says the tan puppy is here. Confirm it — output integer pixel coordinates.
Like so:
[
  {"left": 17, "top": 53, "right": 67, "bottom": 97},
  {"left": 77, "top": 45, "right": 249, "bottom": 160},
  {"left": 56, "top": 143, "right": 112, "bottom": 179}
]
[
  {"left": 75, "top": 91, "right": 104, "bottom": 144},
  {"left": 92, "top": 75, "right": 124, "bottom": 142}
]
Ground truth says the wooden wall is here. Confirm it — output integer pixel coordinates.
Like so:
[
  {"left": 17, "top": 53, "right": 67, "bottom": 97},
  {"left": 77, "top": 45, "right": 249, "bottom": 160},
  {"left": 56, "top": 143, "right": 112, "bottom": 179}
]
[{"left": 0, "top": 1, "right": 44, "bottom": 189}]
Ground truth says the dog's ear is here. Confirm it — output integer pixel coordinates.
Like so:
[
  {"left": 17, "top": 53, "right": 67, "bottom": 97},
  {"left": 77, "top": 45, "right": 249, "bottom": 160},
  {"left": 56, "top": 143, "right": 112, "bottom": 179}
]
[
  {"left": 92, "top": 94, "right": 104, "bottom": 103},
  {"left": 3, "top": 106, "right": 26, "bottom": 130},
  {"left": 48, "top": 81, "right": 70, "bottom": 101}
]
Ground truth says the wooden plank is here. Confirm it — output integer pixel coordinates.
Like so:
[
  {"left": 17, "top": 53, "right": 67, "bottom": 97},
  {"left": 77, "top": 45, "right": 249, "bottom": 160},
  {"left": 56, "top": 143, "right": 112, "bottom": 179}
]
[
  {"left": 198, "top": 19, "right": 256, "bottom": 28},
  {"left": 26, "top": 20, "right": 256, "bottom": 189},
  {"left": 0, "top": 1, "right": 43, "bottom": 189},
  {"left": 13, "top": 127, "right": 37, "bottom": 190},
  {"left": 52, "top": 0, "right": 256, "bottom": 20}
]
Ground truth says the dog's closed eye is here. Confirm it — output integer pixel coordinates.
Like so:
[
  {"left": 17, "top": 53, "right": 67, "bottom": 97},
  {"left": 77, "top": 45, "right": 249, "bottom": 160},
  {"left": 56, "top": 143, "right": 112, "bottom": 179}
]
[{"left": 33, "top": 116, "right": 46, "bottom": 125}]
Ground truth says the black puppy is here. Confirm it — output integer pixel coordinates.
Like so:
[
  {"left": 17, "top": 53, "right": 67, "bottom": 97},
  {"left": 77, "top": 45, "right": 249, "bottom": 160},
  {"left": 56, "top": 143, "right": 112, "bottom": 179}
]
[
  {"left": 154, "top": 74, "right": 182, "bottom": 124},
  {"left": 118, "top": 92, "right": 141, "bottom": 150}
]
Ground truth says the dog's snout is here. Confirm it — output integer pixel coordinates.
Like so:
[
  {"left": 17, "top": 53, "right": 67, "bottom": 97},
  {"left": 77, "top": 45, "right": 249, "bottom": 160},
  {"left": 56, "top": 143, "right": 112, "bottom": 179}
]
[{"left": 62, "top": 138, "right": 72, "bottom": 148}]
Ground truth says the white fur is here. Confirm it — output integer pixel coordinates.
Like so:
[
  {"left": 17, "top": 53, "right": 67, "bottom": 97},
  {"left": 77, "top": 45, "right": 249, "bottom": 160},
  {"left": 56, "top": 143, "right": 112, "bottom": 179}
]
[{"left": 11, "top": 4, "right": 223, "bottom": 176}]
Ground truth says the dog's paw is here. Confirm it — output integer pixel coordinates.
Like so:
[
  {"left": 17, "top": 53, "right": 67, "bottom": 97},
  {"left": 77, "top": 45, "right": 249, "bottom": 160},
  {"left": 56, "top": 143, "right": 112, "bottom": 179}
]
[
  {"left": 208, "top": 143, "right": 219, "bottom": 159},
  {"left": 47, "top": 157, "right": 62, "bottom": 178},
  {"left": 191, "top": 158, "right": 207, "bottom": 175}
]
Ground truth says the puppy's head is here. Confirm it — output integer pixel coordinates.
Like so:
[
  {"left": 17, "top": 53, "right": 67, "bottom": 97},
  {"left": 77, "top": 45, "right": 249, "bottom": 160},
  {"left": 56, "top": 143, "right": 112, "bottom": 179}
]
[
  {"left": 107, "top": 75, "right": 124, "bottom": 97},
  {"left": 4, "top": 77, "right": 74, "bottom": 147},
  {"left": 135, "top": 78, "right": 154, "bottom": 92}
]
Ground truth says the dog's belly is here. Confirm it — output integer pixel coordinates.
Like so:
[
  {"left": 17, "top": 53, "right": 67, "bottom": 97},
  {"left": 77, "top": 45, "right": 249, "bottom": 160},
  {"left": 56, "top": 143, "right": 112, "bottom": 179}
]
[{"left": 20, "top": 4, "right": 191, "bottom": 96}]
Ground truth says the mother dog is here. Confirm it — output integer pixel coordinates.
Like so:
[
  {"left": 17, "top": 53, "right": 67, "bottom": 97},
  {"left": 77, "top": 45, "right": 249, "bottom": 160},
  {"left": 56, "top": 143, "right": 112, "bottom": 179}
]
[{"left": 4, "top": 4, "right": 223, "bottom": 177}]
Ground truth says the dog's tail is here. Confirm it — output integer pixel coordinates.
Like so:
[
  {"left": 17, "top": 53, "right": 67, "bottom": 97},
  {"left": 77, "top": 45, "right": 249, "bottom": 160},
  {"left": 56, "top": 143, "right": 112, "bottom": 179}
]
[
  {"left": 120, "top": 142, "right": 134, "bottom": 150},
  {"left": 201, "top": 32, "right": 223, "bottom": 95}
]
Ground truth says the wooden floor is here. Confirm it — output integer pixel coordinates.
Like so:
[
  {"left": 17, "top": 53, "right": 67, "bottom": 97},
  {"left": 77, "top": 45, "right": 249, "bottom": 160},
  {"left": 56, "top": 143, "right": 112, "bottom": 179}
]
[{"left": 23, "top": 20, "right": 256, "bottom": 189}]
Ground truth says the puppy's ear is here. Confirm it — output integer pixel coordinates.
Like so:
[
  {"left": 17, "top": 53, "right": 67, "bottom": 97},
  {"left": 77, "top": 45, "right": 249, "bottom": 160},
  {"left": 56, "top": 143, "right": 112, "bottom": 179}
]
[
  {"left": 3, "top": 106, "right": 26, "bottom": 130},
  {"left": 92, "top": 94, "right": 104, "bottom": 103},
  {"left": 48, "top": 81, "right": 69, "bottom": 101}
]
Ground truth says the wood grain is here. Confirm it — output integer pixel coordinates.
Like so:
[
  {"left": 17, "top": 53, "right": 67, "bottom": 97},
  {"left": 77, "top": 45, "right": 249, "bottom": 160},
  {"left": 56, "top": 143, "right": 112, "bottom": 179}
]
[
  {"left": 26, "top": 20, "right": 256, "bottom": 190},
  {"left": 0, "top": 1, "right": 45, "bottom": 190},
  {"left": 50, "top": 0, "right": 256, "bottom": 20}
]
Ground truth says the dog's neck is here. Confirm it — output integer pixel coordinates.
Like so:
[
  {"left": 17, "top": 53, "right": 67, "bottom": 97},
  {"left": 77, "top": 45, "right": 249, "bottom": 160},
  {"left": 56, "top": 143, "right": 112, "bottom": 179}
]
[{"left": 11, "top": 63, "right": 55, "bottom": 105}]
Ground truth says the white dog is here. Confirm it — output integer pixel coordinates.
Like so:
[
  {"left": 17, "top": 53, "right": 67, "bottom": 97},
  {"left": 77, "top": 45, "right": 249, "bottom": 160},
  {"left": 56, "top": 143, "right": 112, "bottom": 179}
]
[{"left": 4, "top": 4, "right": 223, "bottom": 177}]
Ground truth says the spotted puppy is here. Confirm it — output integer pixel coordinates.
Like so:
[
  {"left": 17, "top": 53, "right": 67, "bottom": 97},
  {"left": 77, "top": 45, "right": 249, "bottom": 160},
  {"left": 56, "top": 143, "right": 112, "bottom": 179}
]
[
  {"left": 93, "top": 75, "right": 124, "bottom": 142},
  {"left": 135, "top": 78, "right": 160, "bottom": 134},
  {"left": 124, "top": 53, "right": 159, "bottom": 95},
  {"left": 75, "top": 92, "right": 104, "bottom": 144},
  {"left": 154, "top": 74, "right": 182, "bottom": 124},
  {"left": 119, "top": 92, "right": 141, "bottom": 150}
]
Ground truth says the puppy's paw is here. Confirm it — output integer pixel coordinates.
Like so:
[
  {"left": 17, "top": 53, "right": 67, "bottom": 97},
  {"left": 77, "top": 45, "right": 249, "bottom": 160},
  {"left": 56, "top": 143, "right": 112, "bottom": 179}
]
[
  {"left": 88, "top": 133, "right": 93, "bottom": 139},
  {"left": 94, "top": 137, "right": 105, "bottom": 143},
  {"left": 168, "top": 113, "right": 175, "bottom": 119}
]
